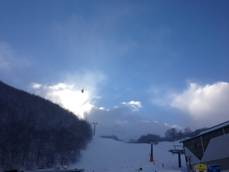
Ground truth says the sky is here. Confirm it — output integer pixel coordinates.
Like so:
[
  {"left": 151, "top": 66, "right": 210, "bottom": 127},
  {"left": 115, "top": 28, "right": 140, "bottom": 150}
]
[{"left": 0, "top": 0, "right": 229, "bottom": 139}]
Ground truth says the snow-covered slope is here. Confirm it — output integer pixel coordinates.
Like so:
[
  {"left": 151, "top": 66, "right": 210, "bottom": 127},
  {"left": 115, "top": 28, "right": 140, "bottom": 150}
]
[{"left": 73, "top": 137, "right": 186, "bottom": 172}]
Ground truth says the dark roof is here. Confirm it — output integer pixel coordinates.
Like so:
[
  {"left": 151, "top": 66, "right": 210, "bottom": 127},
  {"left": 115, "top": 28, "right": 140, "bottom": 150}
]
[{"left": 181, "top": 120, "right": 229, "bottom": 143}]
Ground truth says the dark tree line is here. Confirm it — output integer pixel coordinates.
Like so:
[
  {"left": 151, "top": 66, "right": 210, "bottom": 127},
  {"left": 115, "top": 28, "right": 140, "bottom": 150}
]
[
  {"left": 0, "top": 81, "right": 92, "bottom": 170},
  {"left": 164, "top": 127, "right": 207, "bottom": 141},
  {"left": 133, "top": 127, "right": 207, "bottom": 144},
  {"left": 100, "top": 135, "right": 123, "bottom": 142},
  {"left": 134, "top": 134, "right": 161, "bottom": 144}
]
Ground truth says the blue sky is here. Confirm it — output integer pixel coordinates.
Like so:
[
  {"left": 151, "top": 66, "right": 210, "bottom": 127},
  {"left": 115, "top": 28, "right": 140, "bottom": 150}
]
[{"left": 0, "top": 0, "right": 229, "bottom": 137}]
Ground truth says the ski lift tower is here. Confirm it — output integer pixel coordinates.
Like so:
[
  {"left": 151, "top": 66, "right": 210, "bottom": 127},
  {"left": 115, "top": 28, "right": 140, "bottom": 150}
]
[
  {"left": 92, "top": 122, "right": 98, "bottom": 136},
  {"left": 169, "top": 144, "right": 184, "bottom": 168},
  {"left": 149, "top": 141, "right": 157, "bottom": 163}
]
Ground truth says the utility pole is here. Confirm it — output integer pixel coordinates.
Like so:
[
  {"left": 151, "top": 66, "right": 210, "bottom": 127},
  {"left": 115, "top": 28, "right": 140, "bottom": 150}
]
[
  {"left": 169, "top": 144, "right": 184, "bottom": 168},
  {"left": 92, "top": 122, "right": 98, "bottom": 136}
]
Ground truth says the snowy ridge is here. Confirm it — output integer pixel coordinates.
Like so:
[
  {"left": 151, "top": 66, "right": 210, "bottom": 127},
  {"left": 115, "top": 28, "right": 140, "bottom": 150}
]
[{"left": 73, "top": 137, "right": 186, "bottom": 172}]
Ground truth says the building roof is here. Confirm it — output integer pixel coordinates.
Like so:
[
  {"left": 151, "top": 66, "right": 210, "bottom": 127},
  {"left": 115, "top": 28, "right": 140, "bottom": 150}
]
[{"left": 181, "top": 120, "right": 229, "bottom": 143}]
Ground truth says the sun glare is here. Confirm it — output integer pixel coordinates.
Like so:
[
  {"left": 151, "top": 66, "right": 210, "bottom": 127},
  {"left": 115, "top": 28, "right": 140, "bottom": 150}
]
[
  {"left": 49, "top": 88, "right": 94, "bottom": 119},
  {"left": 32, "top": 82, "right": 94, "bottom": 119}
]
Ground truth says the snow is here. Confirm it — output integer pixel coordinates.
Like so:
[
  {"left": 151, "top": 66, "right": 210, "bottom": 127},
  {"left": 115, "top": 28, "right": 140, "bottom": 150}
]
[{"left": 73, "top": 137, "right": 186, "bottom": 172}]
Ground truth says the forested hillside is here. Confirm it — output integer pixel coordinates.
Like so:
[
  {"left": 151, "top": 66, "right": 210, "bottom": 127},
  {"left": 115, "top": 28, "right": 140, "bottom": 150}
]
[{"left": 0, "top": 81, "right": 92, "bottom": 170}]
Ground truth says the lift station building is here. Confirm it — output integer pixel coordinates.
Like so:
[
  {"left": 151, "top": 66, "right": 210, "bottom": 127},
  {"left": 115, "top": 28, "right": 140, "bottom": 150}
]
[{"left": 182, "top": 121, "right": 229, "bottom": 172}]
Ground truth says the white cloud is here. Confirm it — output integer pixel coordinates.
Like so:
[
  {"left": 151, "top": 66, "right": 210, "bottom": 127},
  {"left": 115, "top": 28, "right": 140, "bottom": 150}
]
[
  {"left": 31, "top": 83, "right": 42, "bottom": 89},
  {"left": 170, "top": 82, "right": 229, "bottom": 126},
  {"left": 122, "top": 100, "right": 142, "bottom": 111},
  {"left": 31, "top": 71, "right": 105, "bottom": 119}
]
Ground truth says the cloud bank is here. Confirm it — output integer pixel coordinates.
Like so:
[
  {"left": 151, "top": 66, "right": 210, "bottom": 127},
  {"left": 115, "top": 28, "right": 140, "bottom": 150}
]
[
  {"left": 170, "top": 82, "right": 229, "bottom": 127},
  {"left": 86, "top": 101, "right": 181, "bottom": 140}
]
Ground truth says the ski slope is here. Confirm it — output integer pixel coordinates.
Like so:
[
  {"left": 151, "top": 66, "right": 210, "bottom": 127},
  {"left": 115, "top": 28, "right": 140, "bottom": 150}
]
[{"left": 73, "top": 137, "right": 186, "bottom": 172}]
